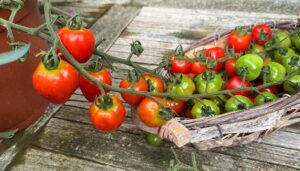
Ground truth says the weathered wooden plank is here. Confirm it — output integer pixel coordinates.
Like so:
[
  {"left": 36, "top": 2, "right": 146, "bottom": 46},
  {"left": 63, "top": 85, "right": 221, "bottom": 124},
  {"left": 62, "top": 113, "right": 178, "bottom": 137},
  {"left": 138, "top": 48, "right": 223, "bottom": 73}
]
[
  {"left": 30, "top": 118, "right": 299, "bottom": 171},
  {"left": 54, "top": 103, "right": 300, "bottom": 170},
  {"left": 0, "top": 104, "right": 61, "bottom": 171},
  {"left": 261, "top": 131, "right": 300, "bottom": 151},
  {"left": 90, "top": 5, "right": 141, "bottom": 52},
  {"left": 47, "top": 0, "right": 300, "bottom": 15},
  {"left": 10, "top": 147, "right": 126, "bottom": 171}
]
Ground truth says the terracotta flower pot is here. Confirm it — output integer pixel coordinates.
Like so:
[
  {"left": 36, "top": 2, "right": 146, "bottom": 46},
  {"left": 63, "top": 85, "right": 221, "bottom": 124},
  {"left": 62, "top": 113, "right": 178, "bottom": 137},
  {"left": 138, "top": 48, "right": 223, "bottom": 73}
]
[{"left": 0, "top": 0, "right": 49, "bottom": 132}]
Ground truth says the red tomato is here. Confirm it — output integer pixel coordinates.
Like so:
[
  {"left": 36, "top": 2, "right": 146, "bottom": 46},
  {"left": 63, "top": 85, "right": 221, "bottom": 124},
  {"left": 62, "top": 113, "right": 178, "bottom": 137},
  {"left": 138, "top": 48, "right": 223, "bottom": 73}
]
[
  {"left": 228, "top": 29, "right": 251, "bottom": 53},
  {"left": 225, "top": 58, "right": 238, "bottom": 78},
  {"left": 257, "top": 82, "right": 279, "bottom": 94},
  {"left": 119, "top": 77, "right": 148, "bottom": 107},
  {"left": 143, "top": 73, "right": 164, "bottom": 93},
  {"left": 205, "top": 47, "right": 226, "bottom": 70},
  {"left": 251, "top": 24, "right": 272, "bottom": 45},
  {"left": 166, "top": 99, "right": 185, "bottom": 114},
  {"left": 32, "top": 59, "right": 78, "bottom": 104},
  {"left": 79, "top": 68, "right": 112, "bottom": 102},
  {"left": 137, "top": 97, "right": 171, "bottom": 127},
  {"left": 169, "top": 55, "right": 191, "bottom": 74},
  {"left": 190, "top": 62, "right": 207, "bottom": 74},
  {"left": 225, "top": 76, "right": 251, "bottom": 96},
  {"left": 57, "top": 26, "right": 95, "bottom": 63},
  {"left": 89, "top": 96, "right": 126, "bottom": 132}
]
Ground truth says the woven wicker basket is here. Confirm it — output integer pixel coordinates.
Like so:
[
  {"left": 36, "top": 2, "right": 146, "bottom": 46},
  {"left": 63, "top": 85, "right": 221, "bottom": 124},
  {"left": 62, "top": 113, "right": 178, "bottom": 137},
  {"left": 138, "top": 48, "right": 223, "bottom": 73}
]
[{"left": 132, "top": 20, "right": 300, "bottom": 150}]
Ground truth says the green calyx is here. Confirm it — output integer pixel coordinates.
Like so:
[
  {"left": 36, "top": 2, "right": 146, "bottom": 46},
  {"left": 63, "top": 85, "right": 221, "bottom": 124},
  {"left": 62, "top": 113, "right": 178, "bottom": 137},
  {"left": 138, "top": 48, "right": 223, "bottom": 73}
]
[
  {"left": 67, "top": 14, "right": 83, "bottom": 30},
  {"left": 201, "top": 70, "right": 215, "bottom": 81},
  {"left": 158, "top": 107, "right": 173, "bottom": 121},
  {"left": 201, "top": 105, "right": 215, "bottom": 117},
  {"left": 288, "top": 56, "right": 299, "bottom": 67},
  {"left": 235, "top": 26, "right": 249, "bottom": 36},
  {"left": 237, "top": 66, "right": 249, "bottom": 77},
  {"left": 258, "top": 28, "right": 269, "bottom": 41},
  {"left": 42, "top": 48, "right": 60, "bottom": 70},
  {"left": 237, "top": 103, "right": 247, "bottom": 110},
  {"left": 131, "top": 40, "right": 144, "bottom": 56},
  {"left": 278, "top": 47, "right": 288, "bottom": 56},
  {"left": 170, "top": 74, "right": 183, "bottom": 86},
  {"left": 174, "top": 45, "right": 185, "bottom": 59},
  {"left": 95, "top": 94, "right": 113, "bottom": 110},
  {"left": 86, "top": 57, "right": 103, "bottom": 72}
]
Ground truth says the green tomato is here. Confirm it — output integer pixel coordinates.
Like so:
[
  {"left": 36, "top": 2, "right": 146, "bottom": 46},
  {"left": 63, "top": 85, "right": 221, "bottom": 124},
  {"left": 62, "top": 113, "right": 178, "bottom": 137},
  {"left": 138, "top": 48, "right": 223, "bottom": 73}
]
[
  {"left": 167, "top": 74, "right": 195, "bottom": 101},
  {"left": 291, "top": 31, "right": 300, "bottom": 50},
  {"left": 235, "top": 54, "right": 263, "bottom": 81},
  {"left": 210, "top": 94, "right": 227, "bottom": 113},
  {"left": 274, "top": 31, "right": 291, "bottom": 48},
  {"left": 225, "top": 95, "right": 254, "bottom": 112},
  {"left": 146, "top": 133, "right": 163, "bottom": 147},
  {"left": 261, "top": 62, "right": 286, "bottom": 83},
  {"left": 194, "top": 71, "right": 223, "bottom": 94},
  {"left": 284, "top": 75, "right": 300, "bottom": 94},
  {"left": 254, "top": 91, "right": 278, "bottom": 106},
  {"left": 191, "top": 99, "right": 220, "bottom": 118},
  {"left": 282, "top": 54, "right": 300, "bottom": 75},
  {"left": 274, "top": 47, "right": 295, "bottom": 64}
]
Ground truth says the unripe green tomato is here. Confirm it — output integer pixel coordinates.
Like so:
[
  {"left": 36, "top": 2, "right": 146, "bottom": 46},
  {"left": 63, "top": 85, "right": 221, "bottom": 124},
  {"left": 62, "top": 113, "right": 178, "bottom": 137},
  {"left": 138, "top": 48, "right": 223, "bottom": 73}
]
[
  {"left": 274, "top": 47, "right": 295, "bottom": 64},
  {"left": 284, "top": 75, "right": 300, "bottom": 94},
  {"left": 146, "top": 133, "right": 163, "bottom": 147},
  {"left": 262, "top": 62, "right": 286, "bottom": 83},
  {"left": 235, "top": 54, "right": 263, "bottom": 81},
  {"left": 291, "top": 31, "right": 300, "bottom": 50},
  {"left": 282, "top": 55, "right": 300, "bottom": 75},
  {"left": 225, "top": 95, "right": 254, "bottom": 112},
  {"left": 194, "top": 71, "right": 223, "bottom": 94},
  {"left": 274, "top": 31, "right": 291, "bottom": 48},
  {"left": 167, "top": 74, "right": 195, "bottom": 101},
  {"left": 254, "top": 91, "right": 278, "bottom": 106},
  {"left": 191, "top": 99, "right": 220, "bottom": 118}
]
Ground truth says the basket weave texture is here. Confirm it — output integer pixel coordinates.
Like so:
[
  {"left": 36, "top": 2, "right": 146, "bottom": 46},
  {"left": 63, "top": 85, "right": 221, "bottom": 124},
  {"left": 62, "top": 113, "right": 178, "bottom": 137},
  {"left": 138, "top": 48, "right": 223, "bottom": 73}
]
[{"left": 133, "top": 20, "right": 300, "bottom": 150}]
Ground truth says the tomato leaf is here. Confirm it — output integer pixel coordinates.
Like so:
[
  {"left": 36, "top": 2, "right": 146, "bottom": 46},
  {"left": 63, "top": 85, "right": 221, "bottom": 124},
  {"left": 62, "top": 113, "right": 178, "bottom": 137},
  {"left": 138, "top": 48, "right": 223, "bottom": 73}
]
[{"left": 0, "top": 44, "right": 30, "bottom": 65}]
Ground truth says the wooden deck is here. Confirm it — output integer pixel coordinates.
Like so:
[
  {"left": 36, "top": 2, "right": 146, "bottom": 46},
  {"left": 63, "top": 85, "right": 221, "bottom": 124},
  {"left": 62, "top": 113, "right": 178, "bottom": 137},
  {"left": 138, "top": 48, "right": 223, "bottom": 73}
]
[{"left": 1, "top": 1, "right": 300, "bottom": 170}]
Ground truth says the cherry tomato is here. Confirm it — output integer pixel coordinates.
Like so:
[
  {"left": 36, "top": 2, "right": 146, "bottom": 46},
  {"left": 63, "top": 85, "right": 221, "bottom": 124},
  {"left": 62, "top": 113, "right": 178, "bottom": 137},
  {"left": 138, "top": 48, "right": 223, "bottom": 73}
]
[
  {"left": 169, "top": 55, "right": 191, "bottom": 74},
  {"left": 79, "top": 67, "right": 112, "bottom": 102},
  {"left": 119, "top": 77, "right": 148, "bottom": 107},
  {"left": 225, "top": 58, "right": 238, "bottom": 78},
  {"left": 89, "top": 95, "right": 126, "bottom": 132},
  {"left": 210, "top": 94, "right": 227, "bottom": 113},
  {"left": 228, "top": 28, "right": 251, "bottom": 53},
  {"left": 225, "top": 95, "right": 254, "bottom": 112},
  {"left": 235, "top": 54, "right": 263, "bottom": 81},
  {"left": 191, "top": 99, "right": 220, "bottom": 118},
  {"left": 262, "top": 62, "right": 286, "bottom": 83},
  {"left": 146, "top": 133, "right": 163, "bottom": 147},
  {"left": 274, "top": 47, "right": 295, "bottom": 64},
  {"left": 282, "top": 55, "right": 300, "bottom": 75},
  {"left": 254, "top": 91, "right": 278, "bottom": 106},
  {"left": 291, "top": 30, "right": 300, "bottom": 50},
  {"left": 57, "top": 26, "right": 95, "bottom": 63},
  {"left": 257, "top": 82, "right": 279, "bottom": 94},
  {"left": 137, "top": 97, "right": 171, "bottom": 127},
  {"left": 194, "top": 71, "right": 223, "bottom": 94},
  {"left": 166, "top": 98, "right": 185, "bottom": 114},
  {"left": 190, "top": 62, "right": 207, "bottom": 75},
  {"left": 167, "top": 74, "right": 195, "bottom": 101},
  {"left": 225, "top": 76, "right": 251, "bottom": 96},
  {"left": 205, "top": 47, "right": 226, "bottom": 70},
  {"left": 274, "top": 31, "right": 291, "bottom": 48},
  {"left": 284, "top": 75, "right": 300, "bottom": 94},
  {"left": 143, "top": 73, "right": 165, "bottom": 93},
  {"left": 32, "top": 59, "right": 78, "bottom": 104},
  {"left": 251, "top": 24, "right": 272, "bottom": 45}
]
